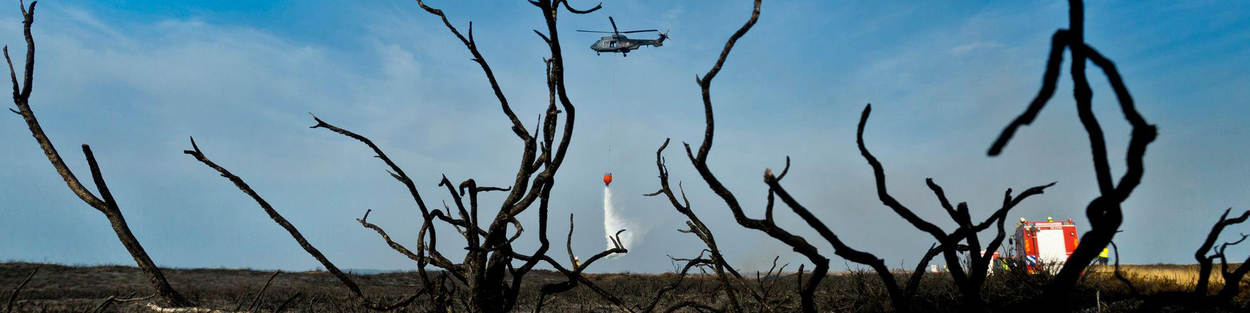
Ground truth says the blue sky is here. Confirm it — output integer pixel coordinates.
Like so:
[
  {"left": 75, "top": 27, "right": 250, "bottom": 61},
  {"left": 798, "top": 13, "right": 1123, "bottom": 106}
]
[{"left": 1, "top": 0, "right": 1248, "bottom": 273}]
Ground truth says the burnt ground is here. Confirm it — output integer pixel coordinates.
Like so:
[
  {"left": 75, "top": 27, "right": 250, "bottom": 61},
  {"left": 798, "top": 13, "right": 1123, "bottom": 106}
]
[{"left": 1, "top": 262, "right": 1246, "bottom": 312}]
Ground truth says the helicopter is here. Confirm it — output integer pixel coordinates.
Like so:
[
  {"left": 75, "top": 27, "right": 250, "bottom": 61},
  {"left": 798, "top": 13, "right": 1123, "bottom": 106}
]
[{"left": 577, "top": 17, "right": 668, "bottom": 57}]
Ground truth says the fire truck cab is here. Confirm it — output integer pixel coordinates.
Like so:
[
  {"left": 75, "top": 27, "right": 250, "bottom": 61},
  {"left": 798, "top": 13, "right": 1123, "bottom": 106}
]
[{"left": 1007, "top": 217, "right": 1079, "bottom": 273}]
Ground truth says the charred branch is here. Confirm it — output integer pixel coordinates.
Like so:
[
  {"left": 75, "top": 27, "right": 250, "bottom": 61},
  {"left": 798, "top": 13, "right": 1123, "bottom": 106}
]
[
  {"left": 235, "top": 271, "right": 280, "bottom": 312},
  {"left": 637, "top": 253, "right": 712, "bottom": 313},
  {"left": 859, "top": 104, "right": 1054, "bottom": 310},
  {"left": 1194, "top": 208, "right": 1249, "bottom": 297},
  {"left": 764, "top": 166, "right": 908, "bottom": 310},
  {"left": 184, "top": 138, "right": 422, "bottom": 311},
  {"left": 1191, "top": 208, "right": 1250, "bottom": 302},
  {"left": 184, "top": 138, "right": 363, "bottom": 297},
  {"left": 985, "top": 0, "right": 1156, "bottom": 299},
  {"left": 404, "top": 3, "right": 586, "bottom": 311},
  {"left": 5, "top": 2, "right": 192, "bottom": 307},
  {"left": 178, "top": 1, "right": 592, "bottom": 311},
  {"left": 413, "top": 0, "right": 528, "bottom": 141},
  {"left": 669, "top": 0, "right": 928, "bottom": 311},
  {"left": 1216, "top": 248, "right": 1250, "bottom": 301},
  {"left": 905, "top": 244, "right": 942, "bottom": 296},
  {"left": 309, "top": 114, "right": 433, "bottom": 219},
  {"left": 88, "top": 294, "right": 155, "bottom": 313},
  {"left": 531, "top": 215, "right": 628, "bottom": 297},
  {"left": 672, "top": 2, "right": 837, "bottom": 312},
  {"left": 647, "top": 138, "right": 744, "bottom": 312},
  {"left": 273, "top": 293, "right": 301, "bottom": 313},
  {"left": 518, "top": 251, "right": 631, "bottom": 313},
  {"left": 308, "top": 114, "right": 462, "bottom": 305},
  {"left": 1108, "top": 241, "right": 1138, "bottom": 296},
  {"left": 3, "top": 266, "right": 36, "bottom": 313}
]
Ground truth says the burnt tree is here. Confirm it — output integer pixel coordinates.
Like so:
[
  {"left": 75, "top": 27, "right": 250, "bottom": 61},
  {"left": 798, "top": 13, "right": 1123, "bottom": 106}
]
[
  {"left": 647, "top": 138, "right": 787, "bottom": 313},
  {"left": 3, "top": 266, "right": 37, "bottom": 313},
  {"left": 656, "top": 1, "right": 1060, "bottom": 311},
  {"left": 986, "top": 0, "right": 1157, "bottom": 301},
  {"left": 858, "top": 104, "right": 1054, "bottom": 311},
  {"left": 188, "top": 1, "right": 627, "bottom": 312},
  {"left": 4, "top": 1, "right": 193, "bottom": 307},
  {"left": 659, "top": 1, "right": 911, "bottom": 312},
  {"left": 646, "top": 138, "right": 743, "bottom": 312},
  {"left": 1193, "top": 208, "right": 1250, "bottom": 303},
  {"left": 185, "top": 138, "right": 424, "bottom": 311}
]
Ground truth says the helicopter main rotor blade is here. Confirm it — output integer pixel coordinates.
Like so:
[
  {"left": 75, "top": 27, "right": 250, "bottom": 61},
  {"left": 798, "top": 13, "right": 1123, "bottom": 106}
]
[
  {"left": 577, "top": 30, "right": 615, "bottom": 33},
  {"left": 619, "top": 29, "right": 659, "bottom": 33},
  {"left": 609, "top": 16, "right": 619, "bottom": 35}
]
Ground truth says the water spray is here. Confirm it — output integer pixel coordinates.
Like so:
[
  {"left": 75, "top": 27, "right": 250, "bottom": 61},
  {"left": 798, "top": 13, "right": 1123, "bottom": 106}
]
[{"left": 603, "top": 183, "right": 634, "bottom": 252}]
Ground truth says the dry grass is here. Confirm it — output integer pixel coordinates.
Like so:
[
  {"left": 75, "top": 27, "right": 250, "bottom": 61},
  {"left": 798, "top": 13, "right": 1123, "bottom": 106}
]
[
  {"left": 1089, "top": 264, "right": 1244, "bottom": 294},
  {"left": 3, "top": 262, "right": 1248, "bottom": 312}
]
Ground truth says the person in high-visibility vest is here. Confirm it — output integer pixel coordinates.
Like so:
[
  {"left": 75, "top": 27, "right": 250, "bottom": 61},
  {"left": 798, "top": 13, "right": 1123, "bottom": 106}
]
[{"left": 1097, "top": 247, "right": 1110, "bottom": 265}]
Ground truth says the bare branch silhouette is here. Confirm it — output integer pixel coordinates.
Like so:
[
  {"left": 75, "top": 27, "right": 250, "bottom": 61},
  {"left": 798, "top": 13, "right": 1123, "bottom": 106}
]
[
  {"left": 646, "top": 138, "right": 744, "bottom": 312},
  {"left": 666, "top": 1, "right": 929, "bottom": 311},
  {"left": 860, "top": 104, "right": 1055, "bottom": 311},
  {"left": 1194, "top": 208, "right": 1250, "bottom": 297},
  {"left": 184, "top": 138, "right": 421, "bottom": 311},
  {"left": 530, "top": 214, "right": 630, "bottom": 313},
  {"left": 4, "top": 2, "right": 192, "bottom": 306},
  {"left": 187, "top": 1, "right": 618, "bottom": 311},
  {"left": 663, "top": 1, "right": 974, "bottom": 311},
  {"left": 273, "top": 293, "right": 301, "bottom": 313},
  {"left": 4, "top": 266, "right": 37, "bottom": 313},
  {"left": 88, "top": 293, "right": 155, "bottom": 313},
  {"left": 1108, "top": 241, "right": 1137, "bottom": 296},
  {"left": 665, "top": 6, "right": 1058, "bottom": 308},
  {"left": 1214, "top": 242, "right": 1250, "bottom": 301},
  {"left": 242, "top": 271, "right": 280, "bottom": 312},
  {"left": 635, "top": 253, "right": 713, "bottom": 313},
  {"left": 904, "top": 244, "right": 942, "bottom": 297},
  {"left": 1191, "top": 208, "right": 1250, "bottom": 303},
  {"left": 986, "top": 0, "right": 1157, "bottom": 301},
  {"left": 671, "top": 1, "right": 845, "bottom": 312}
]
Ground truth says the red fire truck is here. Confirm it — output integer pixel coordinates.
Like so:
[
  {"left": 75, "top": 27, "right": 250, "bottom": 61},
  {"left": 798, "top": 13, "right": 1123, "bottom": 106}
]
[{"left": 1006, "top": 218, "right": 1079, "bottom": 273}]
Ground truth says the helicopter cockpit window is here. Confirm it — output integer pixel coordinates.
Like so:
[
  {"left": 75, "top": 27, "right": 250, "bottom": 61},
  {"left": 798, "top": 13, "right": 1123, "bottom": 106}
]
[{"left": 609, "top": 40, "right": 616, "bottom": 48}]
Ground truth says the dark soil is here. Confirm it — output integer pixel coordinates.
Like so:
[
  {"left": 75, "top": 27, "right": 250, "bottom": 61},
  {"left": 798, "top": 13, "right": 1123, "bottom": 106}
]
[{"left": 1, "top": 262, "right": 1245, "bottom": 312}]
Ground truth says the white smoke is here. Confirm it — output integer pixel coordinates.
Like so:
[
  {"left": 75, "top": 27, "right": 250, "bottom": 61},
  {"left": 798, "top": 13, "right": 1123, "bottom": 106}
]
[{"left": 603, "top": 186, "right": 635, "bottom": 252}]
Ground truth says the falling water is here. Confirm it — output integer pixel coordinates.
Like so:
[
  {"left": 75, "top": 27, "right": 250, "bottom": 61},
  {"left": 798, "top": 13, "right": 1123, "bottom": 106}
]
[{"left": 603, "top": 186, "right": 633, "bottom": 251}]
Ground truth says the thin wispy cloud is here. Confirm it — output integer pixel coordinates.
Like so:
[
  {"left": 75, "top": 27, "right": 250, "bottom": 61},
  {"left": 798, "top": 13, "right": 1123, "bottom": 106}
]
[{"left": 950, "top": 41, "right": 1003, "bottom": 55}]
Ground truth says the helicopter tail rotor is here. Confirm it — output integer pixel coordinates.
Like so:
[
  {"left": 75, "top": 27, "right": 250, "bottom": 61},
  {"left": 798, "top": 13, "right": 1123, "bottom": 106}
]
[{"left": 651, "top": 29, "right": 669, "bottom": 47}]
